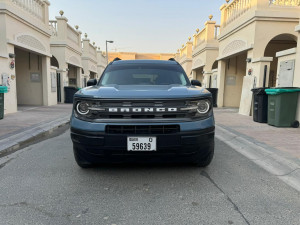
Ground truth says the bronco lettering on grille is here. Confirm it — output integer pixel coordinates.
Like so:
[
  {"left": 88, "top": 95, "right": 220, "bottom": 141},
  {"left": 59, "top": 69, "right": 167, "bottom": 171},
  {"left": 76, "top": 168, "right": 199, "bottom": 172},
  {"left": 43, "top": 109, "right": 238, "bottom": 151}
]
[{"left": 108, "top": 108, "right": 178, "bottom": 113}]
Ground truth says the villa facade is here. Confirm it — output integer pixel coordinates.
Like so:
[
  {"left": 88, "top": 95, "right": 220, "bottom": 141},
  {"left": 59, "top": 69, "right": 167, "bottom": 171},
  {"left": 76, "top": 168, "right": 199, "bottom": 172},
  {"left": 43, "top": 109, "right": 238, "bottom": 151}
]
[
  {"left": 0, "top": 0, "right": 107, "bottom": 114},
  {"left": 176, "top": 0, "right": 300, "bottom": 121}
]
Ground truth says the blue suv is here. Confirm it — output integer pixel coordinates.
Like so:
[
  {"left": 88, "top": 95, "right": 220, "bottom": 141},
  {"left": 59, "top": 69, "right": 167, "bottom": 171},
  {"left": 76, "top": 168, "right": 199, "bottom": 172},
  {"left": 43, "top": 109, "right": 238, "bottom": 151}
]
[{"left": 70, "top": 59, "right": 215, "bottom": 168}]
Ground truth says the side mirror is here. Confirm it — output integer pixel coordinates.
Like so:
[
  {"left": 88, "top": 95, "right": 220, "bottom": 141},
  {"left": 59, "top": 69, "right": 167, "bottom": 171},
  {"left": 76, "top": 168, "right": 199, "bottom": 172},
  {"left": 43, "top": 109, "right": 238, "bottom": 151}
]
[
  {"left": 87, "top": 79, "right": 97, "bottom": 87},
  {"left": 191, "top": 80, "right": 202, "bottom": 87}
]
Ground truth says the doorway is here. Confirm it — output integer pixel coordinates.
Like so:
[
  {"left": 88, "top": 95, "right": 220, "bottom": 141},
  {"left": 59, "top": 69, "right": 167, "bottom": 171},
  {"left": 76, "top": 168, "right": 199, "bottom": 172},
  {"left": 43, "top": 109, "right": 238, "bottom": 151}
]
[{"left": 15, "top": 48, "right": 43, "bottom": 106}]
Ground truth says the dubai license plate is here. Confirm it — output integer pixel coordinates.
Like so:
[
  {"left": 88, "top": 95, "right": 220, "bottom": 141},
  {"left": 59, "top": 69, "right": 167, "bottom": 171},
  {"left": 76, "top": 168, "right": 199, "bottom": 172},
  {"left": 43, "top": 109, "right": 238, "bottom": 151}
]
[{"left": 127, "top": 137, "right": 157, "bottom": 151}]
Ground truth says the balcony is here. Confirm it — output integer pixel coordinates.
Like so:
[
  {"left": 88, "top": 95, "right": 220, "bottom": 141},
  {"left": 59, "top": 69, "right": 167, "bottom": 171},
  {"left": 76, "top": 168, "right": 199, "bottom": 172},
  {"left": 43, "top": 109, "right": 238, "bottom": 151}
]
[
  {"left": 10, "top": 0, "right": 46, "bottom": 22},
  {"left": 192, "top": 20, "right": 219, "bottom": 56},
  {"left": 220, "top": 0, "right": 300, "bottom": 35},
  {"left": 0, "top": 0, "right": 50, "bottom": 33},
  {"left": 49, "top": 17, "right": 82, "bottom": 54}
]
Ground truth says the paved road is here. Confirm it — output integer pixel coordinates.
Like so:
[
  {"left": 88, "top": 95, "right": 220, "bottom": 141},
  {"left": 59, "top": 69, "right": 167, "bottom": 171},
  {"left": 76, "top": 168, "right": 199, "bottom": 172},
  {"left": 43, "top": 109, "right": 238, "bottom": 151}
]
[{"left": 0, "top": 129, "right": 299, "bottom": 225}]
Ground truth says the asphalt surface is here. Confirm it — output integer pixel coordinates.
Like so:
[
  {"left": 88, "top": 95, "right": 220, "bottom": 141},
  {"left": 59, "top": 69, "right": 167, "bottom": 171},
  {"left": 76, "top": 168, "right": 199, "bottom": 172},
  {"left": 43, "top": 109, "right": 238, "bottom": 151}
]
[{"left": 0, "top": 130, "right": 299, "bottom": 225}]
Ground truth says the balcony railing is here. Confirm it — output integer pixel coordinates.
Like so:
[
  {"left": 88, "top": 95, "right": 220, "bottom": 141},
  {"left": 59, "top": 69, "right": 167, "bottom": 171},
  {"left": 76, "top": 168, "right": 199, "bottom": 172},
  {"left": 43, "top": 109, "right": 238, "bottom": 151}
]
[
  {"left": 224, "top": 0, "right": 252, "bottom": 27},
  {"left": 223, "top": 0, "right": 300, "bottom": 28},
  {"left": 67, "top": 24, "right": 79, "bottom": 44},
  {"left": 270, "top": 0, "right": 300, "bottom": 6},
  {"left": 11, "top": 0, "right": 45, "bottom": 22},
  {"left": 194, "top": 28, "right": 206, "bottom": 47},
  {"left": 180, "top": 46, "right": 187, "bottom": 57},
  {"left": 49, "top": 20, "right": 57, "bottom": 36},
  {"left": 89, "top": 43, "right": 97, "bottom": 58},
  {"left": 194, "top": 24, "right": 219, "bottom": 47}
]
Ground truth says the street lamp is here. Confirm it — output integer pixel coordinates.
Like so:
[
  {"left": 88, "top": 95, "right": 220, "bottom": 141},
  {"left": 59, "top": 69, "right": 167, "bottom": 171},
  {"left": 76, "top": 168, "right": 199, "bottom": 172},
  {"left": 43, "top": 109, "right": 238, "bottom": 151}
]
[{"left": 106, "top": 40, "right": 114, "bottom": 65}]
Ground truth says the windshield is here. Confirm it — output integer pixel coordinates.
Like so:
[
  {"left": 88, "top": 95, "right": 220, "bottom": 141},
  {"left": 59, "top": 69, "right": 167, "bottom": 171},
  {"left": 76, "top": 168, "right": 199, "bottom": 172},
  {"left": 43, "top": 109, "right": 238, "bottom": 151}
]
[{"left": 99, "top": 63, "right": 190, "bottom": 86}]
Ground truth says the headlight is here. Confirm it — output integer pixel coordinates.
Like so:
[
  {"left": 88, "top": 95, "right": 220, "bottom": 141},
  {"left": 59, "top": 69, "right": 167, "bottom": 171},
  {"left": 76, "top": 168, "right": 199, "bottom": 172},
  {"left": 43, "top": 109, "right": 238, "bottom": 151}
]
[
  {"left": 76, "top": 101, "right": 90, "bottom": 115},
  {"left": 197, "top": 100, "right": 210, "bottom": 114}
]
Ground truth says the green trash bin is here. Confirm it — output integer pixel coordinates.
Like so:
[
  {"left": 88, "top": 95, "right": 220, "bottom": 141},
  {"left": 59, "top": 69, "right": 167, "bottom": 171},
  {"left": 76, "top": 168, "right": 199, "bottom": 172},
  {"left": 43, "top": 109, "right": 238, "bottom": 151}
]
[
  {"left": 265, "top": 88, "right": 300, "bottom": 128},
  {"left": 0, "top": 86, "right": 8, "bottom": 120}
]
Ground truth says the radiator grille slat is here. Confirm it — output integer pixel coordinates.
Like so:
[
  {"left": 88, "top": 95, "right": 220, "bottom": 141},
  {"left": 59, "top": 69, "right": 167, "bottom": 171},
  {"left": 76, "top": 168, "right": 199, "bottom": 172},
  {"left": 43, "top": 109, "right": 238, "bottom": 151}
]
[{"left": 106, "top": 125, "right": 180, "bottom": 134}]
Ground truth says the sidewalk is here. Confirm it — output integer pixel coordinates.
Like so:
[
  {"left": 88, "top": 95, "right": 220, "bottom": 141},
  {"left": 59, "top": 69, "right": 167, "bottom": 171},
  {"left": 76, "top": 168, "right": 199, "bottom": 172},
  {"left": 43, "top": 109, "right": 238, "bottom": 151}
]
[
  {"left": 0, "top": 104, "right": 72, "bottom": 155},
  {"left": 214, "top": 108, "right": 300, "bottom": 192},
  {"left": 214, "top": 108, "right": 300, "bottom": 160}
]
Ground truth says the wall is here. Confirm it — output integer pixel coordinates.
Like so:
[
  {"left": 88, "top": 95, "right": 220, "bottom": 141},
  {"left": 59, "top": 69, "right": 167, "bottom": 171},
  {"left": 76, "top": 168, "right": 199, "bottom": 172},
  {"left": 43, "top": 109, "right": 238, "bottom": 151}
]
[
  {"left": 108, "top": 52, "right": 174, "bottom": 62},
  {"left": 0, "top": 2, "right": 52, "bottom": 113},
  {"left": 0, "top": 44, "right": 17, "bottom": 114},
  {"left": 136, "top": 54, "right": 160, "bottom": 60},
  {"left": 47, "top": 66, "right": 58, "bottom": 106},
  {"left": 195, "top": 68, "right": 204, "bottom": 83},
  {"left": 181, "top": 59, "right": 193, "bottom": 76},
  {"left": 276, "top": 49, "right": 297, "bottom": 86},
  {"left": 15, "top": 48, "right": 43, "bottom": 105},
  {"left": 223, "top": 53, "right": 247, "bottom": 107}
]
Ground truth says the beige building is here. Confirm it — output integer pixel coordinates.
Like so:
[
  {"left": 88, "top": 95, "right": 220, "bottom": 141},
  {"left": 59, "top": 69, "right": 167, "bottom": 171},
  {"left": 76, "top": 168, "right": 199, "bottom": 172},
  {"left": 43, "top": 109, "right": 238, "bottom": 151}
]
[
  {"left": 175, "top": 41, "right": 193, "bottom": 78},
  {"left": 0, "top": 0, "right": 56, "bottom": 114},
  {"left": 0, "top": 1, "right": 107, "bottom": 113},
  {"left": 49, "top": 12, "right": 83, "bottom": 103},
  {"left": 191, "top": 17, "right": 219, "bottom": 88},
  {"left": 177, "top": 0, "right": 300, "bottom": 122},
  {"left": 81, "top": 34, "right": 98, "bottom": 82},
  {"left": 108, "top": 52, "right": 174, "bottom": 62},
  {"left": 216, "top": 0, "right": 300, "bottom": 118}
]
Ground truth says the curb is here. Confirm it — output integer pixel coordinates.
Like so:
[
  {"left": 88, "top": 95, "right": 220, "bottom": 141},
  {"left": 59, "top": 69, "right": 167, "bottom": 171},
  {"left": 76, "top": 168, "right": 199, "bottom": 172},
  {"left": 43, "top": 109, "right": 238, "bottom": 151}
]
[
  {"left": 215, "top": 125, "right": 300, "bottom": 193},
  {"left": 0, "top": 116, "right": 70, "bottom": 157}
]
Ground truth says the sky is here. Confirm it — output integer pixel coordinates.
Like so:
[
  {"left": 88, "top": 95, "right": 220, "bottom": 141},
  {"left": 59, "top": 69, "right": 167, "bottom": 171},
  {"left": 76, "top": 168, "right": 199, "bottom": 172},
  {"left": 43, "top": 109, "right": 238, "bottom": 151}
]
[{"left": 49, "top": 0, "right": 225, "bottom": 54}]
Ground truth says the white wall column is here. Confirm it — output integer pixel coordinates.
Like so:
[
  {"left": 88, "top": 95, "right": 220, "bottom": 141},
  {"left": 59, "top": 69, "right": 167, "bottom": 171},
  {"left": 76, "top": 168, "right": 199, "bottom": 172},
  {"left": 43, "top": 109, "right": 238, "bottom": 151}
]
[
  {"left": 76, "top": 67, "right": 82, "bottom": 88},
  {"left": 217, "top": 60, "right": 226, "bottom": 107},
  {"left": 1, "top": 44, "right": 17, "bottom": 114},
  {"left": 42, "top": 55, "right": 57, "bottom": 106},
  {"left": 42, "top": 56, "right": 50, "bottom": 106},
  {"left": 203, "top": 72, "right": 213, "bottom": 88}
]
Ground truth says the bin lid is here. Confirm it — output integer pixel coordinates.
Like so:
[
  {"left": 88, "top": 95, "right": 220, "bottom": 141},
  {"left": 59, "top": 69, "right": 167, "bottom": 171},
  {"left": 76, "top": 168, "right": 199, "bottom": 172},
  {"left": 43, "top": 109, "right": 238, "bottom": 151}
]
[
  {"left": 265, "top": 88, "right": 300, "bottom": 95},
  {"left": 251, "top": 88, "right": 268, "bottom": 95},
  {"left": 0, "top": 86, "right": 8, "bottom": 93}
]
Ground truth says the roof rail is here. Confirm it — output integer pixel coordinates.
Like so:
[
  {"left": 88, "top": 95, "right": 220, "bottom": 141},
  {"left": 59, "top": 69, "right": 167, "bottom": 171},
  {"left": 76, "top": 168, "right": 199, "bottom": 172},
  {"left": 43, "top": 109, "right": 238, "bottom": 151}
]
[{"left": 113, "top": 57, "right": 122, "bottom": 62}]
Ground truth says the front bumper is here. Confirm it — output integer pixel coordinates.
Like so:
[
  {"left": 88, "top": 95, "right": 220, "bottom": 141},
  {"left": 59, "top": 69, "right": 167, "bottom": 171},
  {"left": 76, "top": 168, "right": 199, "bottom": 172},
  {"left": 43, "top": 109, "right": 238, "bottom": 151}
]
[{"left": 70, "top": 116, "right": 215, "bottom": 163}]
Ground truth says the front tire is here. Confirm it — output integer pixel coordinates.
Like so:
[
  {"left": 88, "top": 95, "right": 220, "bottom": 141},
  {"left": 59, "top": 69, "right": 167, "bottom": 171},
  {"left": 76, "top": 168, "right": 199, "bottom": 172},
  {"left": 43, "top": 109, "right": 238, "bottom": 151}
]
[
  {"left": 193, "top": 142, "right": 214, "bottom": 167},
  {"left": 73, "top": 146, "right": 94, "bottom": 168}
]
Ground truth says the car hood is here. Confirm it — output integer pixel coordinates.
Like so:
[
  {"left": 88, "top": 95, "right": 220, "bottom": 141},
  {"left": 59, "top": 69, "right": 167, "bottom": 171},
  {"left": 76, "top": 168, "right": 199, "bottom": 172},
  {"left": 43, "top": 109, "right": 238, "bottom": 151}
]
[{"left": 75, "top": 85, "right": 211, "bottom": 99}]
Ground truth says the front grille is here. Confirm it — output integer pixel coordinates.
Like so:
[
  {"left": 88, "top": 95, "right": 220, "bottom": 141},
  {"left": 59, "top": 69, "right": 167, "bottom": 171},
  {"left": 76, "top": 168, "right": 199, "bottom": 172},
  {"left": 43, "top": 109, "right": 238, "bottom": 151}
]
[
  {"left": 84, "top": 100, "right": 197, "bottom": 120},
  {"left": 106, "top": 125, "right": 180, "bottom": 134}
]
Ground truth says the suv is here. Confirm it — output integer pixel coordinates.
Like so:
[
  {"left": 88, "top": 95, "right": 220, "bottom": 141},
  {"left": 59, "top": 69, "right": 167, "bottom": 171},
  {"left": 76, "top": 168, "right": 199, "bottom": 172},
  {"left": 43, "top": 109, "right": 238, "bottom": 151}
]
[{"left": 70, "top": 59, "right": 215, "bottom": 168}]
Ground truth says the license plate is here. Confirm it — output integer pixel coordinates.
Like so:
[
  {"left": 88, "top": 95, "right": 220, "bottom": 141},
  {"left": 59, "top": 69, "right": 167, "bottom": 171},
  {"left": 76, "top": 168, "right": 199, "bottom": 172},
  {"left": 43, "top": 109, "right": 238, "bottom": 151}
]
[{"left": 127, "top": 137, "right": 157, "bottom": 151}]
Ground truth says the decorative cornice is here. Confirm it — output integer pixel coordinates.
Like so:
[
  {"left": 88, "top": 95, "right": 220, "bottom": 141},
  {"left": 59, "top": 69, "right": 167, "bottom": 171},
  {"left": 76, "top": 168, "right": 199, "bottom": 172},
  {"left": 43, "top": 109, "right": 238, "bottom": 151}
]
[
  {"left": 193, "top": 45, "right": 219, "bottom": 57},
  {"left": 216, "top": 44, "right": 254, "bottom": 60},
  {"left": 50, "top": 43, "right": 82, "bottom": 56},
  {"left": 81, "top": 56, "right": 97, "bottom": 64}
]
